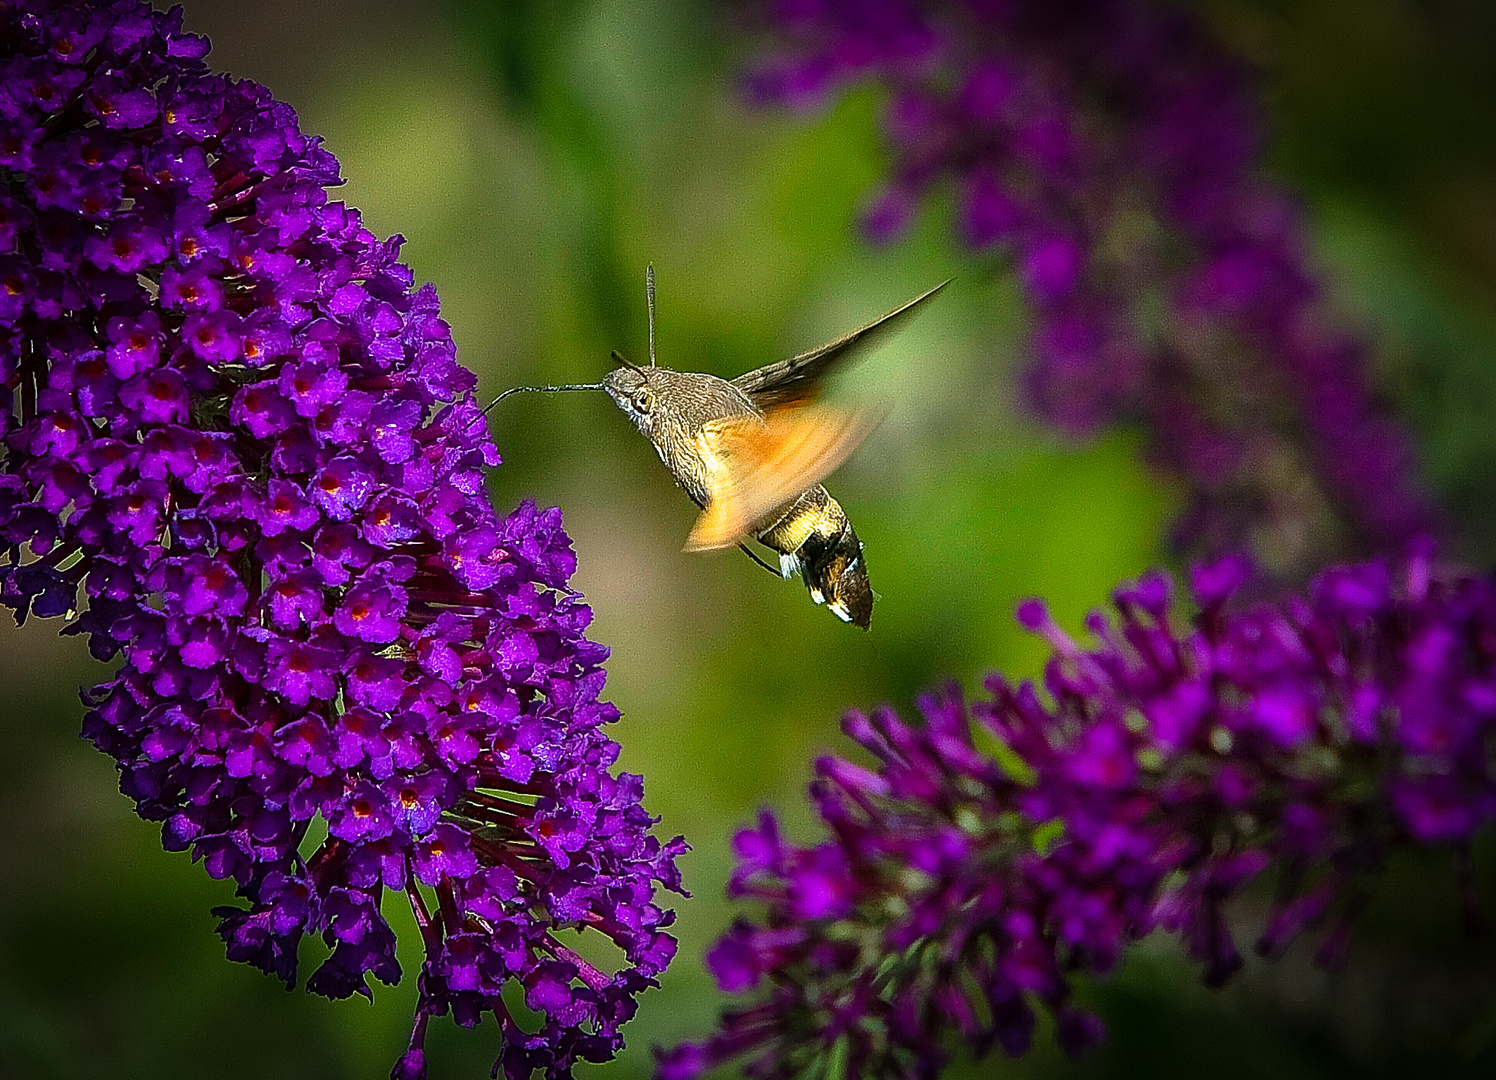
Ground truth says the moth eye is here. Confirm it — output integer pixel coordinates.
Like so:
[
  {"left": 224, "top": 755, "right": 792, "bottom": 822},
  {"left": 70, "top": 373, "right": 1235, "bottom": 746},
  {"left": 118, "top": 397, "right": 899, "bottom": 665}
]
[{"left": 634, "top": 389, "right": 653, "bottom": 414}]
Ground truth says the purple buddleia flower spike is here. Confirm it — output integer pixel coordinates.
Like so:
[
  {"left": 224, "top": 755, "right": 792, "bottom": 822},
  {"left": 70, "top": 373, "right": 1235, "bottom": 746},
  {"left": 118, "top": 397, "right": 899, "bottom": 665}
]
[
  {"left": 660, "top": 548, "right": 1496, "bottom": 1078},
  {"left": 0, "top": 3, "right": 685, "bottom": 1076},
  {"left": 738, "top": 0, "right": 1435, "bottom": 577}
]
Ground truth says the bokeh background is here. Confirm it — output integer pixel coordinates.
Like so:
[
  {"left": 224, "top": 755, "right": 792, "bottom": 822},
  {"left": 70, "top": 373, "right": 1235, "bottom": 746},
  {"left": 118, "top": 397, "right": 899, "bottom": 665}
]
[{"left": 4, "top": 1, "right": 1496, "bottom": 1077}]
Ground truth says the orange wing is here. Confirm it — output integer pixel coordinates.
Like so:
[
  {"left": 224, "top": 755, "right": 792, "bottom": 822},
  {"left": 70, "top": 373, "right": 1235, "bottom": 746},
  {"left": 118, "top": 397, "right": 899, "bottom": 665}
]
[{"left": 683, "top": 403, "right": 886, "bottom": 552}]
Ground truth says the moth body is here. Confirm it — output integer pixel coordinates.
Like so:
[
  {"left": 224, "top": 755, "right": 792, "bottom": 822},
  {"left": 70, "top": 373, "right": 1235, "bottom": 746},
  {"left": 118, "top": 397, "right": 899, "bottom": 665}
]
[{"left": 603, "top": 364, "right": 873, "bottom": 626}]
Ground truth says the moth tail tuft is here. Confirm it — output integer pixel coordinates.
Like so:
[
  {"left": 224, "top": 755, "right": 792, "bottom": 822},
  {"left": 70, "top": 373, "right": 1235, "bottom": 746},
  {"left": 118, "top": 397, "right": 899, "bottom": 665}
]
[{"left": 801, "top": 520, "right": 872, "bottom": 630}]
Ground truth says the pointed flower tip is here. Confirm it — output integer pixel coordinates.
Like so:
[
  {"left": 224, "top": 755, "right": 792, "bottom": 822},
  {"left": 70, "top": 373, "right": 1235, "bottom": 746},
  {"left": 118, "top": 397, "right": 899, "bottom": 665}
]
[
  {"left": 1188, "top": 552, "right": 1252, "bottom": 605},
  {"left": 654, "top": 1040, "right": 710, "bottom": 1080},
  {"left": 390, "top": 1049, "right": 426, "bottom": 1080},
  {"left": 1014, "top": 597, "right": 1049, "bottom": 631}
]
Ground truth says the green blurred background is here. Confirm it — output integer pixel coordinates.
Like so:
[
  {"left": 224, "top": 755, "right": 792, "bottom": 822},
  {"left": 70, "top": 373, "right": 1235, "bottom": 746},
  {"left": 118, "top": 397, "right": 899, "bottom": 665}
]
[{"left": 4, "top": 1, "right": 1496, "bottom": 1077}]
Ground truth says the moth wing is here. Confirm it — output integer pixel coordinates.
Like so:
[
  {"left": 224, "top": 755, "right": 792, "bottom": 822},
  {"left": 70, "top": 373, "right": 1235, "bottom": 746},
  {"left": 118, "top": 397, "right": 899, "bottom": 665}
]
[
  {"left": 683, "top": 403, "right": 886, "bottom": 552},
  {"left": 730, "top": 279, "right": 950, "bottom": 409}
]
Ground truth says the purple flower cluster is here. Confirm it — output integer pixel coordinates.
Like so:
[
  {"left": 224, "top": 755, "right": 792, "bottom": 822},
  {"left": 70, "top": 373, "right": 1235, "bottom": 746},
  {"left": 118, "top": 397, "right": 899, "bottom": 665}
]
[
  {"left": 660, "top": 548, "right": 1496, "bottom": 1079},
  {"left": 0, "top": 2, "right": 684, "bottom": 1076},
  {"left": 740, "top": 0, "right": 1434, "bottom": 574}
]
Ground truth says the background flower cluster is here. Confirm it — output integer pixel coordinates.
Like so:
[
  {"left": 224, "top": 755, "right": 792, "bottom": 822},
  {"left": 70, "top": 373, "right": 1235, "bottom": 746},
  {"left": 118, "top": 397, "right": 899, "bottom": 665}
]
[{"left": 739, "top": 0, "right": 1435, "bottom": 578}]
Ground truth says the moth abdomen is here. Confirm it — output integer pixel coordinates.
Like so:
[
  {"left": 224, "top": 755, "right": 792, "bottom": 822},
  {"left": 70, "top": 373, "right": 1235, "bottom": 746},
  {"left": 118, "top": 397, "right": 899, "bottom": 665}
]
[{"left": 757, "top": 487, "right": 873, "bottom": 628}]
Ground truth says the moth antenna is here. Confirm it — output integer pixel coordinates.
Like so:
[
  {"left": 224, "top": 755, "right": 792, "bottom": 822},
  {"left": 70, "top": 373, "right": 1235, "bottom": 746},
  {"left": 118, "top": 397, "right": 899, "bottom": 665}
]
[
  {"left": 611, "top": 349, "right": 643, "bottom": 375},
  {"left": 479, "top": 382, "right": 603, "bottom": 418},
  {"left": 645, "top": 263, "right": 657, "bottom": 367}
]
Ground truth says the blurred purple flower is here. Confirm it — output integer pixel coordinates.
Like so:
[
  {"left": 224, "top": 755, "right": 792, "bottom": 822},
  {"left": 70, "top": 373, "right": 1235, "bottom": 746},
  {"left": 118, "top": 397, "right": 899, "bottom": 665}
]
[
  {"left": 0, "top": 3, "right": 684, "bottom": 1077},
  {"left": 740, "top": 0, "right": 1435, "bottom": 576},
  {"left": 660, "top": 547, "right": 1496, "bottom": 1078}
]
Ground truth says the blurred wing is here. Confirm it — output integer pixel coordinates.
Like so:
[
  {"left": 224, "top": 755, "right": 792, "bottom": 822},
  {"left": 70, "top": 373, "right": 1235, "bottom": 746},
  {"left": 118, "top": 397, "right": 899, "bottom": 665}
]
[
  {"left": 684, "top": 403, "right": 886, "bottom": 551},
  {"left": 730, "top": 279, "right": 950, "bottom": 409}
]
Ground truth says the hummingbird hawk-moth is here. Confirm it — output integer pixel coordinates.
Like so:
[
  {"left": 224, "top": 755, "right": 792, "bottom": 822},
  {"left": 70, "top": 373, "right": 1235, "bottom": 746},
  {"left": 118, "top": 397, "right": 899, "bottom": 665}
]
[{"left": 488, "top": 270, "right": 947, "bottom": 629}]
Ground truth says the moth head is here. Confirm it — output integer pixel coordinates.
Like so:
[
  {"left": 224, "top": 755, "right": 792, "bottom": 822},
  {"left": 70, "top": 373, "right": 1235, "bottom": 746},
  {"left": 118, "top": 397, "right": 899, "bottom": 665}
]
[{"left": 603, "top": 357, "right": 659, "bottom": 435}]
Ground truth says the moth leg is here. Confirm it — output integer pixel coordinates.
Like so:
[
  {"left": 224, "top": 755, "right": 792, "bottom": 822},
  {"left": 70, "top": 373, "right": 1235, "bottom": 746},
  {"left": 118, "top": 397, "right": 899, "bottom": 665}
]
[{"left": 735, "top": 542, "right": 782, "bottom": 577}]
